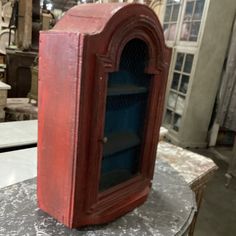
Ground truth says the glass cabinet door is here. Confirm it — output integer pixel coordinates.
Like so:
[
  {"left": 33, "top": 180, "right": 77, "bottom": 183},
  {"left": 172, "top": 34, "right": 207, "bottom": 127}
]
[{"left": 99, "top": 39, "right": 151, "bottom": 191}]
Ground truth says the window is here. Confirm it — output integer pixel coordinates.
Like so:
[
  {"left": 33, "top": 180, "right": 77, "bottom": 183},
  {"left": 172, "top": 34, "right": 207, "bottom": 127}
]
[
  {"left": 180, "top": 0, "right": 205, "bottom": 41},
  {"left": 163, "top": 0, "right": 182, "bottom": 41},
  {"left": 164, "top": 52, "right": 194, "bottom": 131}
]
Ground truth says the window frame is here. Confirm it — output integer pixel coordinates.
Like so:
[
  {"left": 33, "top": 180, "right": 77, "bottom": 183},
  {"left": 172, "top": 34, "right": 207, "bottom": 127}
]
[
  {"left": 162, "top": 0, "right": 184, "bottom": 45},
  {"left": 164, "top": 48, "right": 197, "bottom": 132},
  {"left": 176, "top": 0, "right": 209, "bottom": 47},
  {"left": 162, "top": 0, "right": 210, "bottom": 133},
  {"left": 163, "top": 0, "right": 209, "bottom": 47}
]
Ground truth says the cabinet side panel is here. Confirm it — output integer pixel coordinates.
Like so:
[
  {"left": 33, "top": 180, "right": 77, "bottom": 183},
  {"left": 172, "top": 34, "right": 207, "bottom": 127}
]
[{"left": 37, "top": 32, "right": 81, "bottom": 226}]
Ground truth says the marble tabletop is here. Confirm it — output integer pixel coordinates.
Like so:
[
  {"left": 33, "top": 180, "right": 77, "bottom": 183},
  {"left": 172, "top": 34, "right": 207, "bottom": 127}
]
[
  {"left": 157, "top": 141, "right": 218, "bottom": 188},
  {"left": 0, "top": 120, "right": 37, "bottom": 150},
  {"left": 0, "top": 148, "right": 37, "bottom": 188},
  {"left": 0, "top": 158, "right": 196, "bottom": 236}
]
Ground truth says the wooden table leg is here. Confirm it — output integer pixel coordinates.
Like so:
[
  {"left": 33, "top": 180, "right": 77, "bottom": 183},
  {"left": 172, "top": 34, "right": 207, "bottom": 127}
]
[{"left": 188, "top": 185, "right": 206, "bottom": 236}]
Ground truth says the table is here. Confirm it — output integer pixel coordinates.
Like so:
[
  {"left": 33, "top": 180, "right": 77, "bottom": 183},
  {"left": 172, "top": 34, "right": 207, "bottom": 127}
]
[
  {"left": 0, "top": 147, "right": 37, "bottom": 188},
  {"left": 0, "top": 120, "right": 37, "bottom": 151},
  {"left": 0, "top": 149, "right": 196, "bottom": 236},
  {"left": 0, "top": 81, "right": 10, "bottom": 121},
  {"left": 157, "top": 141, "right": 218, "bottom": 235}
]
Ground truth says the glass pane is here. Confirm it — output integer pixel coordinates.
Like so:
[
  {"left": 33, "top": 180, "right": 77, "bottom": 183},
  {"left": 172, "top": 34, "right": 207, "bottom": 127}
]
[
  {"left": 180, "top": 22, "right": 191, "bottom": 40},
  {"left": 176, "top": 95, "right": 185, "bottom": 115},
  {"left": 100, "top": 39, "right": 150, "bottom": 192},
  {"left": 167, "top": 91, "right": 177, "bottom": 109},
  {"left": 164, "top": 109, "right": 173, "bottom": 125},
  {"left": 171, "top": 4, "right": 180, "bottom": 22},
  {"left": 100, "top": 147, "right": 140, "bottom": 191},
  {"left": 189, "top": 21, "right": 200, "bottom": 41},
  {"left": 180, "top": 75, "right": 190, "bottom": 94},
  {"left": 167, "top": 23, "right": 177, "bottom": 41},
  {"left": 184, "top": 54, "right": 194, "bottom": 73},
  {"left": 173, "top": 113, "right": 182, "bottom": 131},
  {"left": 171, "top": 72, "right": 181, "bottom": 90},
  {"left": 184, "top": 1, "right": 194, "bottom": 19},
  {"left": 163, "top": 24, "right": 169, "bottom": 31},
  {"left": 167, "top": 0, "right": 181, "bottom": 4},
  {"left": 193, "top": 0, "right": 205, "bottom": 20},
  {"left": 175, "top": 53, "right": 184, "bottom": 71},
  {"left": 164, "top": 5, "right": 172, "bottom": 22}
]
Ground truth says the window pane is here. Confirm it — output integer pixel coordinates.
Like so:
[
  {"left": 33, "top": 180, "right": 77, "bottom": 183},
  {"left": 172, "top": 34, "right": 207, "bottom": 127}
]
[
  {"left": 184, "top": 54, "right": 194, "bottom": 73},
  {"left": 167, "top": 23, "right": 177, "bottom": 41},
  {"left": 167, "top": 0, "right": 181, "bottom": 3},
  {"left": 167, "top": 91, "right": 177, "bottom": 109},
  {"left": 193, "top": 0, "right": 205, "bottom": 20},
  {"left": 180, "top": 75, "right": 190, "bottom": 94},
  {"left": 164, "top": 24, "right": 170, "bottom": 40},
  {"left": 164, "top": 109, "right": 173, "bottom": 125},
  {"left": 184, "top": 1, "right": 194, "bottom": 19},
  {"left": 173, "top": 113, "right": 182, "bottom": 131},
  {"left": 163, "top": 24, "right": 169, "bottom": 31},
  {"left": 176, "top": 95, "right": 185, "bottom": 115},
  {"left": 189, "top": 21, "right": 200, "bottom": 41},
  {"left": 171, "top": 4, "right": 180, "bottom": 22},
  {"left": 180, "top": 22, "right": 191, "bottom": 41},
  {"left": 164, "top": 5, "right": 172, "bottom": 22},
  {"left": 180, "top": 0, "right": 205, "bottom": 42},
  {"left": 171, "top": 73, "right": 181, "bottom": 90},
  {"left": 175, "top": 53, "right": 184, "bottom": 71}
]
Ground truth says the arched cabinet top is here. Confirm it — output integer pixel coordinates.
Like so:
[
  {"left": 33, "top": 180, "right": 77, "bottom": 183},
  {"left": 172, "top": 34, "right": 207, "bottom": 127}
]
[
  {"left": 52, "top": 3, "right": 170, "bottom": 73},
  {"left": 54, "top": 3, "right": 162, "bottom": 36}
]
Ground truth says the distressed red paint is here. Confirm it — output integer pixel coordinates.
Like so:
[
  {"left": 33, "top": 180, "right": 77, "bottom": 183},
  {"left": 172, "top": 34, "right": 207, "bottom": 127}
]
[{"left": 37, "top": 3, "right": 171, "bottom": 228}]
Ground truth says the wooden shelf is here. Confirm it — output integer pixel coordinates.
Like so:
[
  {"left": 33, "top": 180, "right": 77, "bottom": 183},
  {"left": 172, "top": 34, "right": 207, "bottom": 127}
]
[
  {"left": 107, "top": 85, "right": 147, "bottom": 96},
  {"left": 103, "top": 132, "right": 140, "bottom": 157}
]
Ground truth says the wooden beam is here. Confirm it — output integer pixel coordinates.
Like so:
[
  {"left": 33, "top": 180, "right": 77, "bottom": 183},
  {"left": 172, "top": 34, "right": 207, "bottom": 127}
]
[{"left": 17, "top": 0, "right": 32, "bottom": 50}]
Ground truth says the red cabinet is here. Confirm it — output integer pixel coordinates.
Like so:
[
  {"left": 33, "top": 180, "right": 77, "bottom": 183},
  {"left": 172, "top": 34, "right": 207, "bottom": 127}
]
[{"left": 37, "top": 3, "right": 171, "bottom": 228}]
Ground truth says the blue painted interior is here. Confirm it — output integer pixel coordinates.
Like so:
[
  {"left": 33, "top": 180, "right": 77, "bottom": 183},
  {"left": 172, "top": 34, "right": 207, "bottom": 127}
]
[
  {"left": 101, "top": 147, "right": 140, "bottom": 174},
  {"left": 100, "top": 39, "right": 151, "bottom": 191}
]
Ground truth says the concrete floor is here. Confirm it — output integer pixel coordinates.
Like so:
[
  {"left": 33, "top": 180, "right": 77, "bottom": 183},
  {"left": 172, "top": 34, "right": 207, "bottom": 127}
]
[{"left": 192, "top": 148, "right": 236, "bottom": 236}]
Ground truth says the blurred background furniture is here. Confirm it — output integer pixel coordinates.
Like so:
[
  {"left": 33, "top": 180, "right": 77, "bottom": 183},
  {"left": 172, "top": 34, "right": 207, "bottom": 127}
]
[
  {"left": 0, "top": 119, "right": 37, "bottom": 151},
  {"left": 161, "top": 0, "right": 235, "bottom": 148},
  {"left": 0, "top": 80, "right": 10, "bottom": 121}
]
